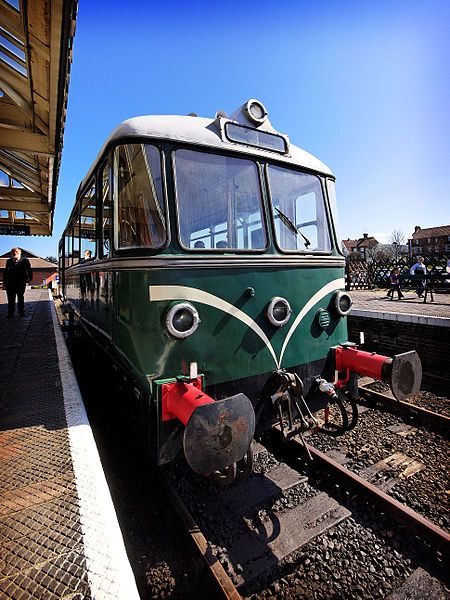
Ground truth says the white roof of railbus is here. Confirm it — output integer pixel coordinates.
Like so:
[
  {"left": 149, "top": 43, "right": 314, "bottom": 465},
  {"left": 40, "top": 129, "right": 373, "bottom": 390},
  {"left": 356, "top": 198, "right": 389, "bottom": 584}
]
[{"left": 80, "top": 114, "right": 333, "bottom": 191}]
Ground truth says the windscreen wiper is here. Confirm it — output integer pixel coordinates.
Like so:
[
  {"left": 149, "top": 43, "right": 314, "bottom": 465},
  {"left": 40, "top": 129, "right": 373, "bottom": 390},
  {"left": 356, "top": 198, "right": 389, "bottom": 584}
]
[{"left": 275, "top": 207, "right": 311, "bottom": 248}]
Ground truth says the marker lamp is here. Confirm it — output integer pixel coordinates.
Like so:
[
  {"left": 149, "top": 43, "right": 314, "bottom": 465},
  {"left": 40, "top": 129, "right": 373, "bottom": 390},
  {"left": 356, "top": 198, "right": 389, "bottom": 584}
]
[
  {"left": 165, "top": 303, "right": 200, "bottom": 339},
  {"left": 266, "top": 297, "right": 292, "bottom": 327},
  {"left": 334, "top": 291, "right": 353, "bottom": 317}
]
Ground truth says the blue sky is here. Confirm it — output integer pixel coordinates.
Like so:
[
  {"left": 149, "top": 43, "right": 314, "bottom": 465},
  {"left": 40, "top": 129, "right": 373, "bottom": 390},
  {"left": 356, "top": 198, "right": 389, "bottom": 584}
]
[{"left": 1, "top": 0, "right": 449, "bottom": 257}]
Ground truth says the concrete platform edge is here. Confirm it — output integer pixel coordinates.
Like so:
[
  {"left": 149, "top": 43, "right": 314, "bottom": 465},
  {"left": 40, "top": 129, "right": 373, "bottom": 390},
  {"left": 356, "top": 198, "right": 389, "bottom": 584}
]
[
  {"left": 349, "top": 308, "right": 450, "bottom": 328},
  {"left": 48, "top": 291, "right": 140, "bottom": 599}
]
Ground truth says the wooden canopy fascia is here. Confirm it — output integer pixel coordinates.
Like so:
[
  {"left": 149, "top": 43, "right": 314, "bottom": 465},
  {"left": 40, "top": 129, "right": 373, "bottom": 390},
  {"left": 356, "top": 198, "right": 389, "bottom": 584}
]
[{"left": 0, "top": 0, "right": 77, "bottom": 236}]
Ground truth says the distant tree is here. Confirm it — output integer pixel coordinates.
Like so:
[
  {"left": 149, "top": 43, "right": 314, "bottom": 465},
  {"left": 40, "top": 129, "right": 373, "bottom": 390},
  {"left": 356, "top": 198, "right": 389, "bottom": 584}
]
[
  {"left": 388, "top": 230, "right": 406, "bottom": 261},
  {"left": 365, "top": 243, "right": 384, "bottom": 261},
  {"left": 45, "top": 256, "right": 58, "bottom": 264},
  {"left": 389, "top": 230, "right": 406, "bottom": 246},
  {"left": 372, "top": 244, "right": 392, "bottom": 260}
]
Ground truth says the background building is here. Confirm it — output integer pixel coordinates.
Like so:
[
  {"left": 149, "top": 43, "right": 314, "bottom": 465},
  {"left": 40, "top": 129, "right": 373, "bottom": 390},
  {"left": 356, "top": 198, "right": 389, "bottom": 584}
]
[
  {"left": 342, "top": 233, "right": 379, "bottom": 260},
  {"left": 409, "top": 225, "right": 450, "bottom": 258}
]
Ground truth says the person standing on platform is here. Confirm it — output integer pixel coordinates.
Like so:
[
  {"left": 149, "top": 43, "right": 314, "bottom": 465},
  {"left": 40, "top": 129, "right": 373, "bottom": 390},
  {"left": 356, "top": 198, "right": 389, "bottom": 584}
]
[
  {"left": 3, "top": 247, "right": 33, "bottom": 317},
  {"left": 387, "top": 267, "right": 404, "bottom": 300},
  {"left": 410, "top": 255, "right": 427, "bottom": 298}
]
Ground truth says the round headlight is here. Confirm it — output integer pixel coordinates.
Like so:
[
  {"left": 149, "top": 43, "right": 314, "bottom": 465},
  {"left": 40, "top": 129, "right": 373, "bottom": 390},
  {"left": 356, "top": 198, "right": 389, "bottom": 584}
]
[
  {"left": 244, "top": 99, "right": 268, "bottom": 126},
  {"left": 266, "top": 297, "right": 292, "bottom": 327},
  {"left": 334, "top": 291, "right": 353, "bottom": 317},
  {"left": 165, "top": 303, "right": 200, "bottom": 339}
]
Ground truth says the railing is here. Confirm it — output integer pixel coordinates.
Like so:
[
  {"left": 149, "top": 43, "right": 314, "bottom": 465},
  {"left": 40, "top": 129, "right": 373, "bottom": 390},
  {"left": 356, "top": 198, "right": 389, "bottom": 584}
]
[{"left": 345, "top": 256, "right": 450, "bottom": 291}]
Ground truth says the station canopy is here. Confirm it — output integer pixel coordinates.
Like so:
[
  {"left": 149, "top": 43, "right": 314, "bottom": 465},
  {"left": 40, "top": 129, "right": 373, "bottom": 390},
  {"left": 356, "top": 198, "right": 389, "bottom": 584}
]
[{"left": 0, "top": 0, "right": 77, "bottom": 236}]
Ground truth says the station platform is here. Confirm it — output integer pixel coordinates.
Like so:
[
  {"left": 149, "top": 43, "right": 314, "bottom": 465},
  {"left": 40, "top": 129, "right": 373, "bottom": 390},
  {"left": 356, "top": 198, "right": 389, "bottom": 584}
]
[
  {"left": 0, "top": 289, "right": 140, "bottom": 599},
  {"left": 350, "top": 288, "right": 450, "bottom": 325}
]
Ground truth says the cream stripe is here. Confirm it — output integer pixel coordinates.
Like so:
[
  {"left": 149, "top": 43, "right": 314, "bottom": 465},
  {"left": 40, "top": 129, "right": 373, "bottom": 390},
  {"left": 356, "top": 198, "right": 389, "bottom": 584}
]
[
  {"left": 150, "top": 279, "right": 345, "bottom": 369},
  {"left": 279, "top": 278, "right": 345, "bottom": 365},
  {"left": 149, "top": 285, "right": 279, "bottom": 367}
]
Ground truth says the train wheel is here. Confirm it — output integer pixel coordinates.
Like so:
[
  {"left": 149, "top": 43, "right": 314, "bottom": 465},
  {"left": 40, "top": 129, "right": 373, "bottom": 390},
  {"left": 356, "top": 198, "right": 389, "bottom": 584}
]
[
  {"left": 210, "top": 463, "right": 237, "bottom": 488},
  {"left": 236, "top": 446, "right": 254, "bottom": 479},
  {"left": 320, "top": 395, "right": 349, "bottom": 436}
]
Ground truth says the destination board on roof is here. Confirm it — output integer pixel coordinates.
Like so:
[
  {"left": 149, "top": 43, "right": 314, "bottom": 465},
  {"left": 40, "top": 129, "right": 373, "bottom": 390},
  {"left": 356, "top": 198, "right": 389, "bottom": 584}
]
[{"left": 0, "top": 224, "right": 30, "bottom": 236}]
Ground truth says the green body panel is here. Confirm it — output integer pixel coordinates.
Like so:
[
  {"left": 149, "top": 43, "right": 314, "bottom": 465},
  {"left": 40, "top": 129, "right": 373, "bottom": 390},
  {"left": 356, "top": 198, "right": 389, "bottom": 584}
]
[{"left": 109, "top": 264, "right": 347, "bottom": 391}]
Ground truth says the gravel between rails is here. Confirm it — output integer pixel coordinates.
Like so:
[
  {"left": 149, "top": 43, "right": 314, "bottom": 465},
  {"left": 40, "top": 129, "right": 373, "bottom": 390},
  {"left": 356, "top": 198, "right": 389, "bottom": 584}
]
[
  {"left": 246, "top": 517, "right": 414, "bottom": 600},
  {"left": 306, "top": 399, "right": 449, "bottom": 532},
  {"left": 165, "top": 442, "right": 449, "bottom": 600},
  {"left": 365, "top": 380, "right": 450, "bottom": 418}
]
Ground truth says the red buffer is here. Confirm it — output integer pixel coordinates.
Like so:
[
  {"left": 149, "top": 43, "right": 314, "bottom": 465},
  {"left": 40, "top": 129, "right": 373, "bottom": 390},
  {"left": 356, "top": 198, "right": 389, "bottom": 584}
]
[
  {"left": 162, "top": 378, "right": 212, "bottom": 425},
  {"left": 161, "top": 378, "right": 255, "bottom": 476},
  {"left": 334, "top": 345, "right": 422, "bottom": 401}
]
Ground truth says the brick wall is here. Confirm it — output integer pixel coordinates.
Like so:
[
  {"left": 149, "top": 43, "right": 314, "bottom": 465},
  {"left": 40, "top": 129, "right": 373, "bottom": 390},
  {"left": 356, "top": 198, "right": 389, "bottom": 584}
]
[
  {"left": 30, "top": 269, "right": 57, "bottom": 286},
  {"left": 348, "top": 315, "right": 450, "bottom": 386}
]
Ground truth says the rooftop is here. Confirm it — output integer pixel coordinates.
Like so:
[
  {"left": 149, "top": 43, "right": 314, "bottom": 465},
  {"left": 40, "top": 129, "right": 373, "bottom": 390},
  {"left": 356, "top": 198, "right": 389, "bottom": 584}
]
[{"left": 411, "top": 225, "right": 450, "bottom": 239}]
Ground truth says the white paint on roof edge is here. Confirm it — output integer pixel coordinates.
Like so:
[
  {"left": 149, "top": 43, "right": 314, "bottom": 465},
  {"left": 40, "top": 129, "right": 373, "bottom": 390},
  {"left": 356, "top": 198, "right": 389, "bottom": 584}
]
[
  {"left": 349, "top": 308, "right": 450, "bottom": 328},
  {"left": 48, "top": 291, "right": 140, "bottom": 599},
  {"left": 81, "top": 114, "right": 332, "bottom": 190}
]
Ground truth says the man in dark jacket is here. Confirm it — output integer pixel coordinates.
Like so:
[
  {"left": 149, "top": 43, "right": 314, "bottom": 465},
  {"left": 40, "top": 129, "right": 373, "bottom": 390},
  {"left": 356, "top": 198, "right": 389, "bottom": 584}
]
[{"left": 4, "top": 247, "right": 32, "bottom": 317}]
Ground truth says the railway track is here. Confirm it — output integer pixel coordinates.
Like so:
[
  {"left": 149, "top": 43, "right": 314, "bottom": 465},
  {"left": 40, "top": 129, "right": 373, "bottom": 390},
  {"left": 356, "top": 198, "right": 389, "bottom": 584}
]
[
  {"left": 358, "top": 383, "right": 450, "bottom": 429},
  {"left": 163, "top": 433, "right": 449, "bottom": 599},
  {"left": 161, "top": 471, "right": 241, "bottom": 599},
  {"left": 306, "top": 385, "right": 448, "bottom": 532},
  {"left": 289, "top": 437, "right": 450, "bottom": 558},
  {"left": 71, "top": 336, "right": 448, "bottom": 598}
]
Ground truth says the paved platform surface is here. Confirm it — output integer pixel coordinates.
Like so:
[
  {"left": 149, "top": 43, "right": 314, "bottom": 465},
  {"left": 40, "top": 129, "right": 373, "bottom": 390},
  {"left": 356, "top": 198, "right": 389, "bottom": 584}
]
[
  {"left": 349, "top": 289, "right": 450, "bottom": 322},
  {"left": 0, "top": 289, "right": 139, "bottom": 599}
]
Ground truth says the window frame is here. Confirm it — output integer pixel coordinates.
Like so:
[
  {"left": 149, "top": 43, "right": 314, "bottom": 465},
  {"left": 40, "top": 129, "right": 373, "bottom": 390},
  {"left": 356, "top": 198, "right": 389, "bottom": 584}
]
[
  {"left": 58, "top": 239, "right": 64, "bottom": 287},
  {"left": 264, "top": 163, "right": 334, "bottom": 255},
  {"left": 98, "top": 156, "right": 112, "bottom": 259},
  {"left": 71, "top": 203, "right": 81, "bottom": 265},
  {"left": 172, "top": 145, "right": 269, "bottom": 253},
  {"left": 79, "top": 177, "right": 98, "bottom": 260},
  {"left": 63, "top": 229, "right": 71, "bottom": 268},
  {"left": 325, "top": 177, "right": 343, "bottom": 256},
  {"left": 113, "top": 142, "right": 169, "bottom": 253}
]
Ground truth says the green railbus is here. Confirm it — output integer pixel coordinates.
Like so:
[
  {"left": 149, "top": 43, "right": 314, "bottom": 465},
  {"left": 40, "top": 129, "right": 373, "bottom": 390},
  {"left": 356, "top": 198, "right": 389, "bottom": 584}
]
[{"left": 60, "top": 99, "right": 420, "bottom": 485}]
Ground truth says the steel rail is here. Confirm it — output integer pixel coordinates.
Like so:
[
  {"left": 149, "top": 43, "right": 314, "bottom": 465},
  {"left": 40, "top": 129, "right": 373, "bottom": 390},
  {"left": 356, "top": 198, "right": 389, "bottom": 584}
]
[
  {"left": 359, "top": 385, "right": 450, "bottom": 429},
  {"left": 289, "top": 438, "right": 450, "bottom": 561},
  {"left": 160, "top": 471, "right": 241, "bottom": 600}
]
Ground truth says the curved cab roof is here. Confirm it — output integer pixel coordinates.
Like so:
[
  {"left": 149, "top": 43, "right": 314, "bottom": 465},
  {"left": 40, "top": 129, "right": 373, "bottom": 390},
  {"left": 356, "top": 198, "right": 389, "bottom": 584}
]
[{"left": 81, "top": 103, "right": 333, "bottom": 191}]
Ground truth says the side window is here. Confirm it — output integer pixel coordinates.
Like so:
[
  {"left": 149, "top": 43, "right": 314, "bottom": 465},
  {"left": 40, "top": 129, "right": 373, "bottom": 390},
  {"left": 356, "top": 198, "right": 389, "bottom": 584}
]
[
  {"left": 113, "top": 143, "right": 166, "bottom": 249},
  {"left": 65, "top": 231, "right": 71, "bottom": 267},
  {"left": 72, "top": 229, "right": 80, "bottom": 264},
  {"left": 80, "top": 181, "right": 97, "bottom": 260},
  {"left": 100, "top": 160, "right": 111, "bottom": 258},
  {"left": 58, "top": 240, "right": 64, "bottom": 278},
  {"left": 72, "top": 210, "right": 81, "bottom": 265}
]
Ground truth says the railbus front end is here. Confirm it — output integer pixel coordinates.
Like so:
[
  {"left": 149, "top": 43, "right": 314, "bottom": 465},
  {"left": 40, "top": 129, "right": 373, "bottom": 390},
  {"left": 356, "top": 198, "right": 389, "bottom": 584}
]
[{"left": 59, "top": 99, "right": 421, "bottom": 486}]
